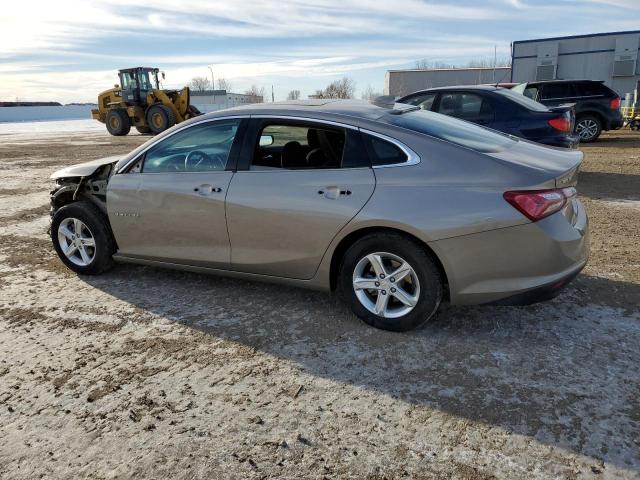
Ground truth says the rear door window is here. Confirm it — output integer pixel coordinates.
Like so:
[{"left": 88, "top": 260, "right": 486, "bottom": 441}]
[
  {"left": 250, "top": 121, "right": 369, "bottom": 170},
  {"left": 436, "top": 92, "right": 494, "bottom": 124},
  {"left": 540, "top": 83, "right": 573, "bottom": 100}
]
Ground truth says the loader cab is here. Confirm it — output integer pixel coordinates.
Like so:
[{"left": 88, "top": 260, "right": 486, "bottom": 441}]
[{"left": 118, "top": 67, "right": 160, "bottom": 106}]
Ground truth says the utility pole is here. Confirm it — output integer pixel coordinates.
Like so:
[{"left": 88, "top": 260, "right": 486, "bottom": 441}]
[
  {"left": 493, "top": 45, "right": 497, "bottom": 84},
  {"left": 272, "top": 85, "right": 274, "bottom": 103},
  {"left": 207, "top": 66, "right": 214, "bottom": 92}
]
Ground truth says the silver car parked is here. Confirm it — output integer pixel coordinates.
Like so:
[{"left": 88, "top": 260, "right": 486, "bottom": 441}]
[{"left": 50, "top": 100, "right": 588, "bottom": 331}]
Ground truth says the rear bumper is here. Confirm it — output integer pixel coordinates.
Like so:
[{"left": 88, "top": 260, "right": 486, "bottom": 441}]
[
  {"left": 431, "top": 198, "right": 589, "bottom": 306},
  {"left": 537, "top": 134, "right": 580, "bottom": 149},
  {"left": 605, "top": 117, "right": 624, "bottom": 131},
  {"left": 485, "top": 262, "right": 584, "bottom": 306}
]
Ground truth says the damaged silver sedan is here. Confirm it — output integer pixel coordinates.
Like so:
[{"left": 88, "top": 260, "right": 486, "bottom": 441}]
[{"left": 50, "top": 100, "right": 588, "bottom": 331}]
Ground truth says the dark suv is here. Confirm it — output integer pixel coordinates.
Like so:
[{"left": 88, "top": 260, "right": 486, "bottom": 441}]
[{"left": 513, "top": 80, "right": 623, "bottom": 142}]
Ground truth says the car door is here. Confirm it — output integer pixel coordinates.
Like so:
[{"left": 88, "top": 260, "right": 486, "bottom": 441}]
[
  {"left": 107, "top": 117, "right": 246, "bottom": 267},
  {"left": 225, "top": 117, "right": 375, "bottom": 279}
]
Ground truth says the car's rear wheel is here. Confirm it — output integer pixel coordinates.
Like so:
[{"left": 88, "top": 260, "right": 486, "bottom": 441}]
[
  {"left": 338, "top": 233, "right": 442, "bottom": 331},
  {"left": 575, "top": 115, "right": 602, "bottom": 142},
  {"left": 51, "top": 201, "right": 116, "bottom": 275}
]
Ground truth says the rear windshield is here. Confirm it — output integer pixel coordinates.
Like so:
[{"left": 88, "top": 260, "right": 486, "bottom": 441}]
[
  {"left": 496, "top": 88, "right": 549, "bottom": 112},
  {"left": 387, "top": 109, "right": 516, "bottom": 153}
]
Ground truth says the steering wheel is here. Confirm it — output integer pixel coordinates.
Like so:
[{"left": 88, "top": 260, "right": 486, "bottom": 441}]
[{"left": 184, "top": 150, "right": 225, "bottom": 171}]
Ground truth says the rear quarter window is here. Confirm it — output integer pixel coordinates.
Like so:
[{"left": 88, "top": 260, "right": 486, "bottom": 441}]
[
  {"left": 387, "top": 109, "right": 516, "bottom": 154},
  {"left": 574, "top": 82, "right": 611, "bottom": 97},
  {"left": 362, "top": 134, "right": 408, "bottom": 166}
]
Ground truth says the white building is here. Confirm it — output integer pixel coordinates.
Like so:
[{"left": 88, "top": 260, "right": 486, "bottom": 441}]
[{"left": 191, "top": 90, "right": 263, "bottom": 113}]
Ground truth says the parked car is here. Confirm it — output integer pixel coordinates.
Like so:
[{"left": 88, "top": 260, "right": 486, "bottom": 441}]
[
  {"left": 49, "top": 100, "right": 588, "bottom": 332},
  {"left": 512, "top": 79, "right": 623, "bottom": 142},
  {"left": 397, "top": 85, "right": 579, "bottom": 148}
]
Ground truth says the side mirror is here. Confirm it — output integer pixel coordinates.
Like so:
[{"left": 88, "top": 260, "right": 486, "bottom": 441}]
[
  {"left": 259, "top": 135, "right": 274, "bottom": 147},
  {"left": 114, "top": 84, "right": 119, "bottom": 88}
]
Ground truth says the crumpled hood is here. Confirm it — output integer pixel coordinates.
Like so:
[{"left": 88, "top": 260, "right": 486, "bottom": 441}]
[{"left": 50, "top": 155, "right": 122, "bottom": 179}]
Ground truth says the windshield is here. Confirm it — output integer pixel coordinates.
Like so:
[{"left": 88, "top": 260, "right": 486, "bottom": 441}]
[
  {"left": 498, "top": 87, "right": 548, "bottom": 111},
  {"left": 138, "top": 70, "right": 158, "bottom": 91},
  {"left": 387, "top": 109, "right": 516, "bottom": 153}
]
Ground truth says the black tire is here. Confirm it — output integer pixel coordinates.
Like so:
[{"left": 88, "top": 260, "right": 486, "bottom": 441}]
[
  {"left": 135, "top": 125, "right": 152, "bottom": 134},
  {"left": 187, "top": 105, "right": 201, "bottom": 117},
  {"left": 105, "top": 109, "right": 131, "bottom": 136},
  {"left": 146, "top": 104, "right": 176, "bottom": 134},
  {"left": 51, "top": 201, "right": 116, "bottom": 275},
  {"left": 337, "top": 233, "right": 443, "bottom": 332},
  {"left": 575, "top": 115, "right": 602, "bottom": 143}
]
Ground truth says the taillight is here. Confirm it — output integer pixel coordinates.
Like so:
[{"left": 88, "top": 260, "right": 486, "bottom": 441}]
[
  {"left": 610, "top": 97, "right": 620, "bottom": 110},
  {"left": 548, "top": 116, "right": 571, "bottom": 133},
  {"left": 503, "top": 188, "right": 574, "bottom": 221}
]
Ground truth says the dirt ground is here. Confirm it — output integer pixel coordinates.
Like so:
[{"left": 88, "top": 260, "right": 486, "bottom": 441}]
[{"left": 0, "top": 120, "right": 638, "bottom": 480}]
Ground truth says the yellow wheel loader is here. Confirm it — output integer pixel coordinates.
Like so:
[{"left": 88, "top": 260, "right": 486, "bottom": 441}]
[{"left": 91, "top": 67, "right": 201, "bottom": 136}]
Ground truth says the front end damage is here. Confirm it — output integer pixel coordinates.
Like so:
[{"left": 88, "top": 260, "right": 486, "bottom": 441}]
[{"left": 50, "top": 157, "right": 120, "bottom": 218}]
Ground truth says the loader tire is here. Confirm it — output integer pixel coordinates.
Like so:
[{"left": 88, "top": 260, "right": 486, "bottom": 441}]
[
  {"left": 135, "top": 125, "right": 152, "bottom": 134},
  {"left": 146, "top": 104, "right": 176, "bottom": 134},
  {"left": 105, "top": 109, "right": 131, "bottom": 136},
  {"left": 187, "top": 105, "right": 202, "bottom": 117}
]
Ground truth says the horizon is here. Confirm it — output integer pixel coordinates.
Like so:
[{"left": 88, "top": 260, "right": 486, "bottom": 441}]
[{"left": 1, "top": 0, "right": 639, "bottom": 103}]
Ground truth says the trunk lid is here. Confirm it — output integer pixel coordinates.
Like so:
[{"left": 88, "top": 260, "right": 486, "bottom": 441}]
[{"left": 488, "top": 138, "right": 583, "bottom": 188}]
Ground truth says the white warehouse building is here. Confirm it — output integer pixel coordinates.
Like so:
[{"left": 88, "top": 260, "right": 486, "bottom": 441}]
[
  {"left": 190, "top": 90, "right": 263, "bottom": 113},
  {"left": 511, "top": 30, "right": 640, "bottom": 97}
]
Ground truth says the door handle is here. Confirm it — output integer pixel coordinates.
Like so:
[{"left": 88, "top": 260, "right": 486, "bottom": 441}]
[
  {"left": 318, "top": 186, "right": 351, "bottom": 199},
  {"left": 194, "top": 184, "right": 222, "bottom": 195}
]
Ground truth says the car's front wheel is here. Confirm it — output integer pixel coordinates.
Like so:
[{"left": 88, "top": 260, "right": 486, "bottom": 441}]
[
  {"left": 338, "top": 233, "right": 443, "bottom": 331},
  {"left": 51, "top": 201, "right": 116, "bottom": 275}
]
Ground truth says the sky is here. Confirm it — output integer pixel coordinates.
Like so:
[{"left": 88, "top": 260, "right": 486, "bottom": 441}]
[{"left": 1, "top": 0, "right": 639, "bottom": 103}]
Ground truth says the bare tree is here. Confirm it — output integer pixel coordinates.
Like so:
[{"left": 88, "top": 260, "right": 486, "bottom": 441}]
[
  {"left": 244, "top": 84, "right": 265, "bottom": 101},
  {"left": 217, "top": 77, "right": 233, "bottom": 91},
  {"left": 286, "top": 89, "right": 301, "bottom": 100},
  {"left": 361, "top": 84, "right": 382, "bottom": 101},
  {"left": 414, "top": 59, "right": 455, "bottom": 70},
  {"left": 314, "top": 77, "right": 356, "bottom": 99},
  {"left": 414, "top": 57, "right": 512, "bottom": 70},
  {"left": 190, "top": 76, "right": 211, "bottom": 92}
]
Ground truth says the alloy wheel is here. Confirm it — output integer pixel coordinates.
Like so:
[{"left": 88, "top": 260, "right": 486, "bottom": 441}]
[
  {"left": 57, "top": 217, "right": 96, "bottom": 267},
  {"left": 576, "top": 119, "right": 598, "bottom": 141},
  {"left": 352, "top": 252, "right": 420, "bottom": 319}
]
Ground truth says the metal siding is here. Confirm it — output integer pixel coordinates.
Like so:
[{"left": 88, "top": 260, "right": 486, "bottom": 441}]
[
  {"left": 386, "top": 68, "right": 511, "bottom": 96},
  {"left": 512, "top": 32, "right": 640, "bottom": 96}
]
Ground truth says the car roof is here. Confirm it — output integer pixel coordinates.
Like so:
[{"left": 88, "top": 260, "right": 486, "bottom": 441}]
[
  {"left": 402, "top": 85, "right": 504, "bottom": 96},
  {"left": 199, "top": 99, "right": 396, "bottom": 122},
  {"left": 524, "top": 79, "right": 604, "bottom": 85}
]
